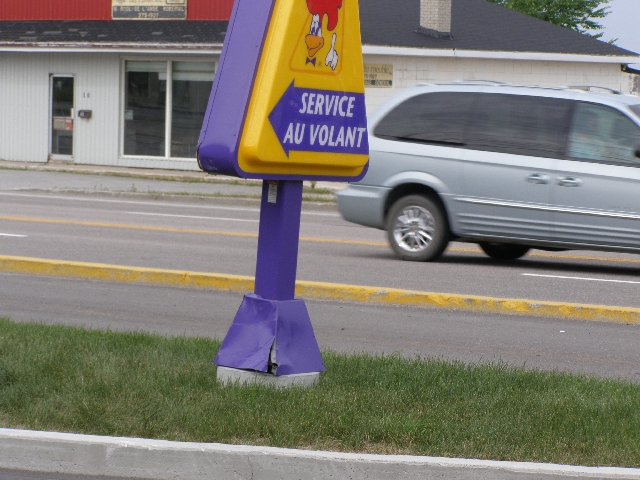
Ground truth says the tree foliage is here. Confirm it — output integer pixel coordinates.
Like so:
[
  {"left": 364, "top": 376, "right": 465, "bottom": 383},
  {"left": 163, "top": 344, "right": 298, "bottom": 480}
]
[{"left": 487, "top": 0, "right": 612, "bottom": 38}]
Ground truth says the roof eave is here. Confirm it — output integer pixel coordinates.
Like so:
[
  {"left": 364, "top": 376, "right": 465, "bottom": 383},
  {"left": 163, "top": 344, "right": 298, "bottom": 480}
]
[
  {"left": 363, "top": 45, "right": 640, "bottom": 64},
  {"left": 1, "top": 42, "right": 637, "bottom": 64},
  {"left": 0, "top": 42, "right": 223, "bottom": 54}
]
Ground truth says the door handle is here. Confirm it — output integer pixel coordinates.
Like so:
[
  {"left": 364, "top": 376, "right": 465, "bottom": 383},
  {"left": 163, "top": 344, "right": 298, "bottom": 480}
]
[
  {"left": 526, "top": 173, "right": 550, "bottom": 185},
  {"left": 557, "top": 176, "right": 583, "bottom": 187}
]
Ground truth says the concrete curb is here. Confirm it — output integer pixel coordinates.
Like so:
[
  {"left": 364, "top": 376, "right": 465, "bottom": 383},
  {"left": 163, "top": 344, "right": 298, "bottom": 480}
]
[
  {"left": 1, "top": 255, "right": 640, "bottom": 323},
  {"left": 0, "top": 160, "right": 347, "bottom": 194},
  {"left": 2, "top": 429, "right": 639, "bottom": 479}
]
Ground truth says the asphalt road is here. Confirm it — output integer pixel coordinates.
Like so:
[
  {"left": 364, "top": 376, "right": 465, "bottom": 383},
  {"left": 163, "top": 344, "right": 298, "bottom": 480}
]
[
  {"left": 3, "top": 185, "right": 640, "bottom": 308},
  {"left": 0, "top": 169, "right": 639, "bottom": 382},
  {"left": 2, "top": 271, "right": 639, "bottom": 381},
  {"left": 1, "top": 169, "right": 640, "bottom": 479}
]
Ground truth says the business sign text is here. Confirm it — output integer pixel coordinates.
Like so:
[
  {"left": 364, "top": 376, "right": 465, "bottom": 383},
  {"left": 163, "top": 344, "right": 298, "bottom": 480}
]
[
  {"left": 112, "top": 0, "right": 186, "bottom": 19},
  {"left": 364, "top": 64, "right": 393, "bottom": 88}
]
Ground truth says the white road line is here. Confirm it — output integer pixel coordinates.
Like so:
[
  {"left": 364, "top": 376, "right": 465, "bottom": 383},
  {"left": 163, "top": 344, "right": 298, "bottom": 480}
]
[
  {"left": 0, "top": 233, "right": 27, "bottom": 237},
  {"left": 126, "top": 211, "right": 258, "bottom": 223},
  {"left": 0, "top": 192, "right": 340, "bottom": 217},
  {"left": 523, "top": 273, "right": 640, "bottom": 285}
]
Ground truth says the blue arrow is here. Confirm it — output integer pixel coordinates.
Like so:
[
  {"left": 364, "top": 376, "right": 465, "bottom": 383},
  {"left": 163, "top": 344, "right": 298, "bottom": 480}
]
[{"left": 268, "top": 81, "right": 368, "bottom": 157}]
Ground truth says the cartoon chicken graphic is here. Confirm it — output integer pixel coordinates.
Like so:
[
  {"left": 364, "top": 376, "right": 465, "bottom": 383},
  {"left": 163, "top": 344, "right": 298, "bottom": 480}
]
[{"left": 304, "top": 0, "right": 342, "bottom": 70}]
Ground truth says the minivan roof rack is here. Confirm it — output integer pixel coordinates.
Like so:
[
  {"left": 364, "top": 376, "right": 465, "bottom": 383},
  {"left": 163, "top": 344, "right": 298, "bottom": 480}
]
[
  {"left": 451, "top": 79, "right": 509, "bottom": 85},
  {"left": 560, "top": 84, "right": 623, "bottom": 95},
  {"left": 416, "top": 79, "right": 511, "bottom": 87}
]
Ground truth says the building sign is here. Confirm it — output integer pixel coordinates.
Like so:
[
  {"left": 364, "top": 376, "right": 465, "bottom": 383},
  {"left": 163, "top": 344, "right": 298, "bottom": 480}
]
[
  {"left": 112, "top": 0, "right": 186, "bottom": 20},
  {"left": 197, "top": 0, "right": 369, "bottom": 181},
  {"left": 364, "top": 64, "right": 393, "bottom": 88}
]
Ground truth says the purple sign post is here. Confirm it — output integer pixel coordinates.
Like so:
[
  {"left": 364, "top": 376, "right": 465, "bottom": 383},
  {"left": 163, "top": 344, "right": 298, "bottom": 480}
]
[
  {"left": 213, "top": 181, "right": 325, "bottom": 382},
  {"left": 198, "top": 0, "right": 369, "bottom": 386}
]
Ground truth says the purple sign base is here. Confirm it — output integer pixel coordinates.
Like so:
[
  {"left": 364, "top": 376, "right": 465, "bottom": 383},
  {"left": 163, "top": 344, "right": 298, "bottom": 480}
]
[
  {"left": 214, "top": 180, "right": 325, "bottom": 376},
  {"left": 214, "top": 293, "right": 325, "bottom": 375}
]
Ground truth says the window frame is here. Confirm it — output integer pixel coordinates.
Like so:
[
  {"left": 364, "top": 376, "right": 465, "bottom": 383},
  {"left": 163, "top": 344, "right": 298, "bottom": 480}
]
[{"left": 119, "top": 56, "right": 217, "bottom": 161}]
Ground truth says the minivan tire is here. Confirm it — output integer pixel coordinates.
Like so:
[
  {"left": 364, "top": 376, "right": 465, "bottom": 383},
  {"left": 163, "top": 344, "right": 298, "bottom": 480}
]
[
  {"left": 479, "top": 242, "right": 530, "bottom": 260},
  {"left": 386, "top": 195, "right": 449, "bottom": 262}
]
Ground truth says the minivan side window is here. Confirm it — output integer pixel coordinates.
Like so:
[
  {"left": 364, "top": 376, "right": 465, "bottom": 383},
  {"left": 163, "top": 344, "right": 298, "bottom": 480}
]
[
  {"left": 373, "top": 92, "right": 476, "bottom": 146},
  {"left": 466, "top": 94, "right": 572, "bottom": 158},
  {"left": 567, "top": 102, "right": 640, "bottom": 165}
]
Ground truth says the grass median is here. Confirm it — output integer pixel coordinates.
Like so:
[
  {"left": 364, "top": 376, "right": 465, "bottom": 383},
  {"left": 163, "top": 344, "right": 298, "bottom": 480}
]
[{"left": 0, "top": 318, "right": 638, "bottom": 467}]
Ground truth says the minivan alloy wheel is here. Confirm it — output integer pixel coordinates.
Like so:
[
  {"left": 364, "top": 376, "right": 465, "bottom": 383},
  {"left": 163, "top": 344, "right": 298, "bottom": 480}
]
[
  {"left": 386, "top": 195, "right": 449, "bottom": 262},
  {"left": 393, "top": 206, "right": 434, "bottom": 252}
]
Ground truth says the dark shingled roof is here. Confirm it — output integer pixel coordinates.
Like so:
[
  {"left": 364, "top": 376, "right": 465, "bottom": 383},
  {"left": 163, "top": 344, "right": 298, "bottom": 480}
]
[
  {"left": 360, "top": 0, "right": 637, "bottom": 56},
  {"left": 0, "top": 0, "right": 637, "bottom": 58},
  {"left": 0, "top": 20, "right": 228, "bottom": 44}
]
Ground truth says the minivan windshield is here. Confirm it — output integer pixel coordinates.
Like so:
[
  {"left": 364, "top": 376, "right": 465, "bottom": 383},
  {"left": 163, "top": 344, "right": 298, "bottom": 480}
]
[{"left": 631, "top": 104, "right": 640, "bottom": 119}]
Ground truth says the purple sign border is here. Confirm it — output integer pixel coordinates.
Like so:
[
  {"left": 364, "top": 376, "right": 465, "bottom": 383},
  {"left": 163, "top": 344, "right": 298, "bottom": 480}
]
[
  {"left": 197, "top": 0, "right": 275, "bottom": 178},
  {"left": 197, "top": 0, "right": 369, "bottom": 182}
]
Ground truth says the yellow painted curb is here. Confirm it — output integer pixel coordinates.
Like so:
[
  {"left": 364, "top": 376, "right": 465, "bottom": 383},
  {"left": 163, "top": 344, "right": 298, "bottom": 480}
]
[
  {"left": 0, "top": 255, "right": 255, "bottom": 292},
  {"left": 1, "top": 255, "right": 638, "bottom": 324}
]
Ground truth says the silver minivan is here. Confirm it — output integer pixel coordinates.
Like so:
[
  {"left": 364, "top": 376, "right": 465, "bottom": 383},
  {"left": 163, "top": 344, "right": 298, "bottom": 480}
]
[{"left": 337, "top": 82, "right": 640, "bottom": 261}]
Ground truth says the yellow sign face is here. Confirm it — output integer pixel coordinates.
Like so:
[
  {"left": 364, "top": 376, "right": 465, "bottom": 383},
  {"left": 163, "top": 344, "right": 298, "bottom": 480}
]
[{"left": 237, "top": 0, "right": 369, "bottom": 179}]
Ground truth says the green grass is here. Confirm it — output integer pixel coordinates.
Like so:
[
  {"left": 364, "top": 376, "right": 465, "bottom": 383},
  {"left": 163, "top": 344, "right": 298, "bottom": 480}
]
[{"left": 0, "top": 318, "right": 638, "bottom": 466}]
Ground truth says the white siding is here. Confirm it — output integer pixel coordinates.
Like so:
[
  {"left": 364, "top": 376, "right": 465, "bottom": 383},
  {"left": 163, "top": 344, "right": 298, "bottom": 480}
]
[
  {"left": 0, "top": 51, "right": 206, "bottom": 170},
  {"left": 0, "top": 50, "right": 634, "bottom": 171},
  {"left": 363, "top": 55, "right": 632, "bottom": 114},
  {"left": 73, "top": 53, "right": 121, "bottom": 167},
  {"left": 0, "top": 52, "right": 51, "bottom": 163},
  {"left": 0, "top": 52, "right": 121, "bottom": 165}
]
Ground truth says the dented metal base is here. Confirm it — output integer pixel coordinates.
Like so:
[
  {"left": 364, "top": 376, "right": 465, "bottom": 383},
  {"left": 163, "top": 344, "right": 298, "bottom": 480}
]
[{"left": 213, "top": 294, "right": 325, "bottom": 376}]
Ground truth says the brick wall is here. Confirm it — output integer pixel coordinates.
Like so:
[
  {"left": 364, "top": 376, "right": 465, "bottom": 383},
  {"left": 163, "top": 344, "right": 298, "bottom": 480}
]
[{"left": 420, "top": 0, "right": 452, "bottom": 34}]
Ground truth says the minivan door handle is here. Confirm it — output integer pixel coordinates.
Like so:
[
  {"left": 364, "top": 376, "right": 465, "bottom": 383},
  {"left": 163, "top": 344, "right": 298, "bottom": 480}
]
[
  {"left": 557, "top": 176, "right": 583, "bottom": 187},
  {"left": 526, "top": 173, "right": 550, "bottom": 185}
]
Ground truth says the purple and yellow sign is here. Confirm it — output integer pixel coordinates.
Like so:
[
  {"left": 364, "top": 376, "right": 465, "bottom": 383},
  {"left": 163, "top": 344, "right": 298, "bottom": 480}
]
[{"left": 197, "top": 0, "right": 369, "bottom": 181}]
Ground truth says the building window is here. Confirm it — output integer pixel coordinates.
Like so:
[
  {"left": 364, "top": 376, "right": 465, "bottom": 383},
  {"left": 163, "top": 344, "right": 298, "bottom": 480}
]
[
  {"left": 124, "top": 60, "right": 216, "bottom": 159},
  {"left": 124, "top": 61, "right": 167, "bottom": 157},
  {"left": 171, "top": 62, "right": 216, "bottom": 158}
]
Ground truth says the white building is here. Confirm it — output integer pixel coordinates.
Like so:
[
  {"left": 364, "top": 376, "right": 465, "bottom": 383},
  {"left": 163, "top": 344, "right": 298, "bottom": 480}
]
[
  {"left": 0, "top": 0, "right": 638, "bottom": 171},
  {"left": 360, "top": 0, "right": 640, "bottom": 111}
]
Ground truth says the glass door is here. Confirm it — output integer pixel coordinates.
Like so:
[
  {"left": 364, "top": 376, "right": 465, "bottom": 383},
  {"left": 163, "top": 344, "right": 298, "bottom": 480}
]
[{"left": 50, "top": 76, "right": 75, "bottom": 157}]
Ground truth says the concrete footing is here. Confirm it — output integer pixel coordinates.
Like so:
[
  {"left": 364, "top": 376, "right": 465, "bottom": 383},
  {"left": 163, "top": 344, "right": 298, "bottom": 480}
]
[{"left": 216, "top": 366, "right": 320, "bottom": 388}]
